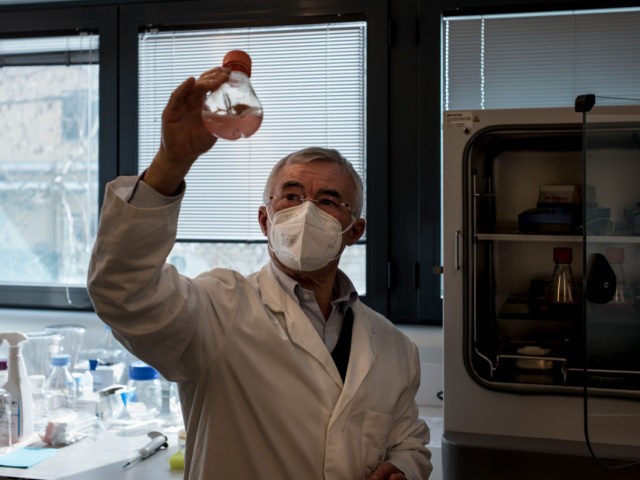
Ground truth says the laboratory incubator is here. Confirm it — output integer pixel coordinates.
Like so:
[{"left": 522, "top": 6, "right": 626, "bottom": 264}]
[{"left": 442, "top": 96, "right": 640, "bottom": 479}]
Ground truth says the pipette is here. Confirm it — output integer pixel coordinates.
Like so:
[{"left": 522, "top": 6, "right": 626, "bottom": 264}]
[{"left": 122, "top": 431, "right": 168, "bottom": 468}]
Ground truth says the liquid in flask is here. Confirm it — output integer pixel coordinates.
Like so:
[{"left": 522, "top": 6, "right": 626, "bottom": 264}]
[{"left": 202, "top": 50, "right": 263, "bottom": 140}]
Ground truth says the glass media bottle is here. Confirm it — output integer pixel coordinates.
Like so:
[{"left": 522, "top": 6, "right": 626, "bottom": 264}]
[
  {"left": 548, "top": 247, "right": 577, "bottom": 306},
  {"left": 44, "top": 354, "right": 75, "bottom": 415},
  {"left": 202, "top": 49, "right": 263, "bottom": 140},
  {"left": 126, "top": 362, "right": 162, "bottom": 421}
]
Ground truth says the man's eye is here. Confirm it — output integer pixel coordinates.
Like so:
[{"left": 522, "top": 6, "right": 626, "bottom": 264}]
[
  {"left": 318, "top": 197, "right": 338, "bottom": 207},
  {"left": 284, "top": 193, "right": 300, "bottom": 201}
]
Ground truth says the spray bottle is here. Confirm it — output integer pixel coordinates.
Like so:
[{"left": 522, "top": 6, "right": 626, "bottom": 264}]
[{"left": 0, "top": 332, "right": 33, "bottom": 442}]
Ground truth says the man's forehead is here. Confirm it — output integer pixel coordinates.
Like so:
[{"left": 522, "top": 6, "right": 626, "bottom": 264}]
[{"left": 276, "top": 161, "right": 346, "bottom": 184}]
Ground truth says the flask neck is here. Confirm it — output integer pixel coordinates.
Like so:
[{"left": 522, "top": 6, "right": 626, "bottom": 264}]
[{"left": 227, "top": 65, "right": 250, "bottom": 77}]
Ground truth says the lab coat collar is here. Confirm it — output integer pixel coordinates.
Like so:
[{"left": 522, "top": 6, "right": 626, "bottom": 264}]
[{"left": 254, "top": 263, "right": 378, "bottom": 400}]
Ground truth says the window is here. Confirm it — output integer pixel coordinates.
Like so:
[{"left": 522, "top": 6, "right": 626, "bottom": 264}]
[
  {"left": 0, "top": 34, "right": 99, "bottom": 295},
  {"left": 0, "top": 1, "right": 385, "bottom": 313},
  {"left": 137, "top": 22, "right": 368, "bottom": 292},
  {"left": 443, "top": 7, "right": 640, "bottom": 110},
  {"left": 0, "top": 5, "right": 117, "bottom": 310}
]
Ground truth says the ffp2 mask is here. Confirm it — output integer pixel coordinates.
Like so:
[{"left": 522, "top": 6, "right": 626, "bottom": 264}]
[{"left": 267, "top": 201, "right": 352, "bottom": 272}]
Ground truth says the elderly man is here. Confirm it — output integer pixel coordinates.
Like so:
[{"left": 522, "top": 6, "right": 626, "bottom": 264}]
[{"left": 87, "top": 67, "right": 431, "bottom": 480}]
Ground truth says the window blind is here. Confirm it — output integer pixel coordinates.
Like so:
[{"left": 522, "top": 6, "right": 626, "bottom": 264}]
[
  {"left": 443, "top": 8, "right": 640, "bottom": 110},
  {"left": 138, "top": 22, "right": 367, "bottom": 242}
]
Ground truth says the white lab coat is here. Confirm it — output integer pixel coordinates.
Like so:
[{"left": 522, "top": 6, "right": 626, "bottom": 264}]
[{"left": 87, "top": 176, "right": 432, "bottom": 480}]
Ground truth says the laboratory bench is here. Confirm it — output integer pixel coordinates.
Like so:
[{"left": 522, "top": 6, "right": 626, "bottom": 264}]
[
  {"left": 0, "top": 408, "right": 443, "bottom": 480},
  {"left": 0, "top": 428, "right": 183, "bottom": 480},
  {"left": 0, "top": 310, "right": 445, "bottom": 479}
]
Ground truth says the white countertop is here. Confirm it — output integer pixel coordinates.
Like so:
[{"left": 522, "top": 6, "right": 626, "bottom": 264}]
[
  {"left": 0, "top": 407, "right": 443, "bottom": 480},
  {"left": 0, "top": 428, "right": 183, "bottom": 480}
]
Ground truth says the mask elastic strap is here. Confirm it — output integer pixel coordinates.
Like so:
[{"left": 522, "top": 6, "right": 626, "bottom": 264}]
[
  {"left": 324, "top": 217, "right": 357, "bottom": 265},
  {"left": 340, "top": 217, "right": 356, "bottom": 235}
]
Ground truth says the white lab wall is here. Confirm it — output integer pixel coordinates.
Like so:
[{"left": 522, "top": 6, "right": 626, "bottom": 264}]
[{"left": 399, "top": 325, "right": 444, "bottom": 407}]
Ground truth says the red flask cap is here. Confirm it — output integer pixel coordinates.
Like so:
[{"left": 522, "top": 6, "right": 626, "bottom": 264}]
[
  {"left": 222, "top": 50, "right": 252, "bottom": 77},
  {"left": 553, "top": 247, "right": 572, "bottom": 264}
]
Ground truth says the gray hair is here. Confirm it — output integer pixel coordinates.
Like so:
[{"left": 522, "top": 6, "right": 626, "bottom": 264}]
[{"left": 263, "top": 147, "right": 364, "bottom": 218}]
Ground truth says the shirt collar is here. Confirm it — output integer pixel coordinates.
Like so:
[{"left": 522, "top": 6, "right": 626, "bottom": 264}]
[{"left": 269, "top": 261, "right": 359, "bottom": 309}]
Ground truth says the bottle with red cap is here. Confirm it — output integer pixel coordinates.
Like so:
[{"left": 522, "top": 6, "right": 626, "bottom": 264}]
[
  {"left": 202, "top": 49, "right": 263, "bottom": 140},
  {"left": 547, "top": 247, "right": 577, "bottom": 306}
]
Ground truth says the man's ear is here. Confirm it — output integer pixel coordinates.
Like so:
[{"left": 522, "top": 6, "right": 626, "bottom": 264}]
[
  {"left": 346, "top": 218, "right": 366, "bottom": 246},
  {"left": 258, "top": 206, "right": 269, "bottom": 236}
]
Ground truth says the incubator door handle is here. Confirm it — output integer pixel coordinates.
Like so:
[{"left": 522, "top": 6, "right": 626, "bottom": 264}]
[{"left": 455, "top": 230, "right": 461, "bottom": 271}]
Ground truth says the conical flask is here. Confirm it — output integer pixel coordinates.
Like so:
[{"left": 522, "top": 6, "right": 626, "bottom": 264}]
[
  {"left": 548, "top": 247, "right": 577, "bottom": 305},
  {"left": 202, "top": 50, "right": 263, "bottom": 140}
]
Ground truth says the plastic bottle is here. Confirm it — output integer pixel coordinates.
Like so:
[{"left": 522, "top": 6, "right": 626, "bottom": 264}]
[
  {"left": 0, "top": 332, "right": 33, "bottom": 442},
  {"left": 547, "top": 247, "right": 577, "bottom": 305},
  {"left": 44, "top": 354, "right": 76, "bottom": 415},
  {"left": 126, "top": 362, "right": 162, "bottom": 421},
  {"left": 0, "top": 389, "right": 11, "bottom": 447},
  {"left": 202, "top": 49, "right": 263, "bottom": 140}
]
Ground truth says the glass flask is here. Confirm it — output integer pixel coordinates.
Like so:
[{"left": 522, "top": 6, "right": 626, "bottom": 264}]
[
  {"left": 548, "top": 247, "right": 577, "bottom": 305},
  {"left": 202, "top": 49, "right": 263, "bottom": 140}
]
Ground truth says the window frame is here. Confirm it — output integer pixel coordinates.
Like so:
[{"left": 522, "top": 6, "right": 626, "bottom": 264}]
[{"left": 0, "top": 4, "right": 118, "bottom": 310}]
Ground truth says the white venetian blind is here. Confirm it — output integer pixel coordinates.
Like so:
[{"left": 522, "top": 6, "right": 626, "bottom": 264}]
[
  {"left": 138, "top": 22, "right": 367, "bottom": 241},
  {"left": 443, "top": 8, "right": 640, "bottom": 110}
]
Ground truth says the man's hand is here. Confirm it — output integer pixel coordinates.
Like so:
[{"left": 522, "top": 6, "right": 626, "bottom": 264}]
[
  {"left": 144, "top": 67, "right": 230, "bottom": 196},
  {"left": 369, "top": 461, "right": 407, "bottom": 480}
]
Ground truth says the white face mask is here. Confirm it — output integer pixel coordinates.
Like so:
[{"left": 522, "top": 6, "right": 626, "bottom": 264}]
[{"left": 267, "top": 201, "right": 353, "bottom": 272}]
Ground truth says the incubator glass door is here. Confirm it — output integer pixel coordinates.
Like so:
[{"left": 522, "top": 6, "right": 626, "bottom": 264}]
[{"left": 583, "top": 97, "right": 640, "bottom": 462}]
